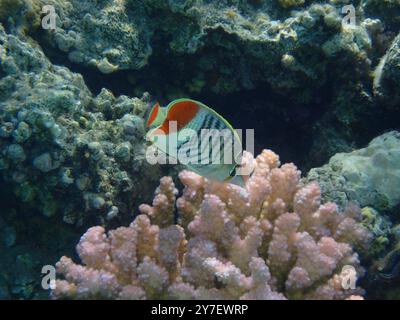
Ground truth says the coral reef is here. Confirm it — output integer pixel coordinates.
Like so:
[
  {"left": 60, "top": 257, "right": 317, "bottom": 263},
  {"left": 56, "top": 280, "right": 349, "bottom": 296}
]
[
  {"left": 374, "top": 32, "right": 400, "bottom": 109},
  {"left": 31, "top": 0, "right": 374, "bottom": 100},
  {"left": 363, "top": 0, "right": 400, "bottom": 30},
  {"left": 0, "top": 0, "right": 41, "bottom": 32},
  {"left": 7, "top": 0, "right": 392, "bottom": 169},
  {"left": 306, "top": 131, "right": 400, "bottom": 279},
  {"left": 0, "top": 20, "right": 163, "bottom": 299},
  {"left": 0, "top": 25, "right": 160, "bottom": 226},
  {"left": 306, "top": 131, "right": 400, "bottom": 214},
  {"left": 0, "top": 0, "right": 399, "bottom": 301},
  {"left": 1, "top": 0, "right": 397, "bottom": 166},
  {"left": 360, "top": 207, "right": 392, "bottom": 257},
  {"left": 52, "top": 150, "right": 371, "bottom": 300}
]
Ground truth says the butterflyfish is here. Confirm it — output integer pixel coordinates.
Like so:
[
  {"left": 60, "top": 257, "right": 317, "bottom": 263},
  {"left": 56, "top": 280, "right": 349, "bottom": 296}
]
[{"left": 146, "top": 98, "right": 248, "bottom": 187}]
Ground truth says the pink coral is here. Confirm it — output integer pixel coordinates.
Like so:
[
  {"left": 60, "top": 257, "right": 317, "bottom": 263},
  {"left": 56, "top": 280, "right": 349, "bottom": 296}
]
[{"left": 52, "top": 150, "right": 371, "bottom": 300}]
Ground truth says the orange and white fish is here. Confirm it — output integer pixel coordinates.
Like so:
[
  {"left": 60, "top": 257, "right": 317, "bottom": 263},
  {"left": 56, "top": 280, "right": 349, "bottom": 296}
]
[{"left": 146, "top": 98, "right": 247, "bottom": 187}]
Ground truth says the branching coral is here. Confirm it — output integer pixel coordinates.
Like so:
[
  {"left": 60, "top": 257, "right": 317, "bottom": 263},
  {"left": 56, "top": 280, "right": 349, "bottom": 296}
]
[{"left": 52, "top": 150, "right": 372, "bottom": 300}]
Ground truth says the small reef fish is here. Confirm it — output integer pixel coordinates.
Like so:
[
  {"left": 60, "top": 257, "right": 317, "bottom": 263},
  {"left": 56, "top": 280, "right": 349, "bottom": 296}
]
[{"left": 146, "top": 98, "right": 247, "bottom": 186}]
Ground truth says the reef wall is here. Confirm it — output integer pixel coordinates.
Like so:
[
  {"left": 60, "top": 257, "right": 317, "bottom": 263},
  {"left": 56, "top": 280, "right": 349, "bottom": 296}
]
[{"left": 0, "top": 0, "right": 400, "bottom": 299}]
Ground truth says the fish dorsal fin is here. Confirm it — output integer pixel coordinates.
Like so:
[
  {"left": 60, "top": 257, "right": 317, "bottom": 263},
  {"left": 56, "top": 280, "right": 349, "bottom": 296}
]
[
  {"left": 158, "top": 99, "right": 200, "bottom": 134},
  {"left": 146, "top": 102, "right": 167, "bottom": 128},
  {"left": 166, "top": 98, "right": 242, "bottom": 141}
]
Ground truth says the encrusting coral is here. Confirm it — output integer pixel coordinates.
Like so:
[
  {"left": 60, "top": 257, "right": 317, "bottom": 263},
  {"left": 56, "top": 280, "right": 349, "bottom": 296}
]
[
  {"left": 306, "top": 131, "right": 400, "bottom": 214},
  {"left": 51, "top": 150, "right": 372, "bottom": 300},
  {"left": 0, "top": 24, "right": 161, "bottom": 226}
]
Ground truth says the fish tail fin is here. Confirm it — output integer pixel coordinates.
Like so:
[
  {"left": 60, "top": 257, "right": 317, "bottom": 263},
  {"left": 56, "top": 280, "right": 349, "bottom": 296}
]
[{"left": 146, "top": 102, "right": 167, "bottom": 128}]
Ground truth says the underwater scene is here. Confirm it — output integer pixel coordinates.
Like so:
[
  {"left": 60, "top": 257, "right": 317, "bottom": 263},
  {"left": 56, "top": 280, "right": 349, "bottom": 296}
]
[{"left": 0, "top": 0, "right": 400, "bottom": 301}]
